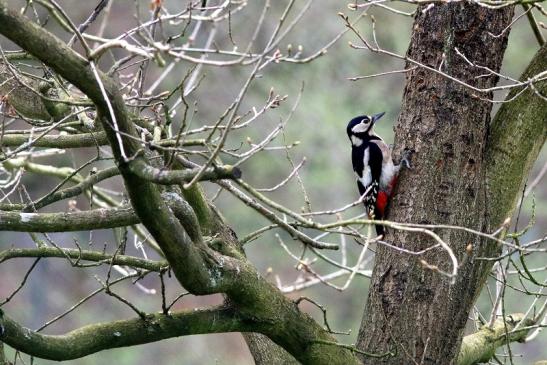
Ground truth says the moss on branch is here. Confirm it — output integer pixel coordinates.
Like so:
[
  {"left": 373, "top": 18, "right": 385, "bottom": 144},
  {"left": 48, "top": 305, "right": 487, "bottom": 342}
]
[
  {"left": 128, "top": 159, "right": 242, "bottom": 185},
  {"left": 486, "top": 43, "right": 547, "bottom": 228},
  {"left": 457, "top": 314, "right": 534, "bottom": 365},
  {"left": 0, "top": 2, "right": 221, "bottom": 294},
  {"left": 0, "top": 161, "right": 237, "bottom": 213},
  {"left": 0, "top": 62, "right": 51, "bottom": 120},
  {"left": 0, "top": 193, "right": 221, "bottom": 233},
  {"left": 0, "top": 206, "right": 138, "bottom": 232},
  {"left": 0, "top": 131, "right": 205, "bottom": 150},
  {"left": 0, "top": 2, "right": 361, "bottom": 363},
  {"left": 0, "top": 306, "right": 248, "bottom": 361},
  {"left": 0, "top": 131, "right": 109, "bottom": 148}
]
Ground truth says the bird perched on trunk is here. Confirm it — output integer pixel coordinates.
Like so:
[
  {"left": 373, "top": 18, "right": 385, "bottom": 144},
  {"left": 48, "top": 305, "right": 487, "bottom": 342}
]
[{"left": 346, "top": 112, "right": 409, "bottom": 237}]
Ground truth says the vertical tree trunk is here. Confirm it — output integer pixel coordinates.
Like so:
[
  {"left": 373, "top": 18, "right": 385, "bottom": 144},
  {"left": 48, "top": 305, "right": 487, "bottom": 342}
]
[{"left": 357, "top": 4, "right": 514, "bottom": 364}]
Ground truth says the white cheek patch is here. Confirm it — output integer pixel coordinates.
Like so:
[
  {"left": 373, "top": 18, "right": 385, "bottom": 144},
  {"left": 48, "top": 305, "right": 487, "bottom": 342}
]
[
  {"left": 351, "top": 122, "right": 370, "bottom": 133},
  {"left": 351, "top": 136, "right": 363, "bottom": 146}
]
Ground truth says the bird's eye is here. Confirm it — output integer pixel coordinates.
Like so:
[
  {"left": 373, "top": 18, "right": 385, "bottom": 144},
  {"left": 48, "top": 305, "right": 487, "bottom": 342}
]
[{"left": 351, "top": 119, "right": 371, "bottom": 133}]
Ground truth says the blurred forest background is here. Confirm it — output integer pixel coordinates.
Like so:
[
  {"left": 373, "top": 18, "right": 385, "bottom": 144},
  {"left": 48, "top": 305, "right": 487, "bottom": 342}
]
[{"left": 0, "top": 0, "right": 545, "bottom": 364}]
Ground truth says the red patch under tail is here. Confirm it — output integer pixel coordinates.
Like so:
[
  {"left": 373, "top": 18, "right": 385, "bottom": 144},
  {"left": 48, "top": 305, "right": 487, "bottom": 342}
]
[
  {"left": 376, "top": 191, "right": 389, "bottom": 218},
  {"left": 376, "top": 174, "right": 400, "bottom": 218}
]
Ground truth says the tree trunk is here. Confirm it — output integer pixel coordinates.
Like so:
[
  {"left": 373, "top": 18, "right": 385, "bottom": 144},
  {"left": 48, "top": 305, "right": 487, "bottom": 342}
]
[{"left": 357, "top": 4, "right": 515, "bottom": 364}]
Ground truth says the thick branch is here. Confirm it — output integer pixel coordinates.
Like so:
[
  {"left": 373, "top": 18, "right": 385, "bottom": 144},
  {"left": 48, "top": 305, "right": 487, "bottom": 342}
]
[
  {"left": 486, "top": 43, "right": 547, "bottom": 228},
  {"left": 0, "top": 306, "right": 248, "bottom": 361},
  {"left": 0, "top": 4, "right": 362, "bottom": 364},
  {"left": 0, "top": 0, "right": 219, "bottom": 294},
  {"left": 242, "top": 333, "right": 300, "bottom": 365},
  {"left": 0, "top": 206, "right": 137, "bottom": 232},
  {"left": 0, "top": 62, "right": 51, "bottom": 120},
  {"left": 0, "top": 132, "right": 205, "bottom": 149},
  {"left": 1, "top": 131, "right": 108, "bottom": 148},
  {"left": 0, "top": 196, "right": 213, "bottom": 234},
  {"left": 457, "top": 314, "right": 534, "bottom": 365}
]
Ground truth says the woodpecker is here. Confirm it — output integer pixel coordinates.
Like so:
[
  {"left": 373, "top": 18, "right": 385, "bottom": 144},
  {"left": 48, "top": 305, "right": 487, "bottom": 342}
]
[{"left": 346, "top": 112, "right": 408, "bottom": 237}]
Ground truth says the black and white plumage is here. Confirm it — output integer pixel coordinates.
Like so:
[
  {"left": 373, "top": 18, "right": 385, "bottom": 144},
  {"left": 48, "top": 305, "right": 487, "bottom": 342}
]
[{"left": 346, "top": 112, "right": 403, "bottom": 236}]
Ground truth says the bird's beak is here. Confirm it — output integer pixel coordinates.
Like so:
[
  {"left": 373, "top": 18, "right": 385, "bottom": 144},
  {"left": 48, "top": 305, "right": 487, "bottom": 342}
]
[{"left": 371, "top": 112, "right": 385, "bottom": 124}]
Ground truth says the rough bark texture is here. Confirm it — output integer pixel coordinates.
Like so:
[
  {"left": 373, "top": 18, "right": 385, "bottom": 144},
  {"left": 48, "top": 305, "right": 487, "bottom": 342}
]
[
  {"left": 0, "top": 1, "right": 544, "bottom": 364},
  {"left": 357, "top": 4, "right": 515, "bottom": 364},
  {"left": 0, "top": 62, "right": 50, "bottom": 120}
]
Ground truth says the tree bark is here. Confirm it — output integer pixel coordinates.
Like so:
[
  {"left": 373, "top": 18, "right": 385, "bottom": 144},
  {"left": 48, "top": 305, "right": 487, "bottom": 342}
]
[
  {"left": 457, "top": 314, "right": 534, "bottom": 365},
  {"left": 357, "top": 4, "right": 517, "bottom": 364},
  {"left": 0, "top": 62, "right": 51, "bottom": 120},
  {"left": 242, "top": 333, "right": 299, "bottom": 365},
  {"left": 0, "top": 2, "right": 544, "bottom": 364},
  {"left": 0, "top": 341, "right": 7, "bottom": 365},
  {"left": 485, "top": 43, "right": 547, "bottom": 229}
]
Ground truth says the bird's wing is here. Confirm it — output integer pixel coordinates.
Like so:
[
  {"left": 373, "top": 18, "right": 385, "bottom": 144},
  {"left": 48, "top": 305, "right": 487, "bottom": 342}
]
[
  {"left": 351, "top": 146, "right": 364, "bottom": 178},
  {"left": 370, "top": 139, "right": 398, "bottom": 191},
  {"left": 367, "top": 143, "right": 383, "bottom": 184},
  {"left": 358, "top": 143, "right": 383, "bottom": 216},
  {"left": 370, "top": 139, "right": 392, "bottom": 166}
]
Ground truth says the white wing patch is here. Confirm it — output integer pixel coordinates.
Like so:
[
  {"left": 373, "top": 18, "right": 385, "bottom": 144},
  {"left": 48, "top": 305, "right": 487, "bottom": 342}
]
[{"left": 356, "top": 147, "right": 372, "bottom": 188}]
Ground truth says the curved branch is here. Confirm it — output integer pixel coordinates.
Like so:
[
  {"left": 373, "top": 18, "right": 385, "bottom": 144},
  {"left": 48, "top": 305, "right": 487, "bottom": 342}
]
[
  {"left": 0, "top": 247, "right": 167, "bottom": 271},
  {"left": 24, "top": 163, "right": 239, "bottom": 211},
  {"left": 0, "top": 0, "right": 220, "bottom": 295},
  {"left": 161, "top": 192, "right": 203, "bottom": 244},
  {"left": 0, "top": 4, "right": 362, "bottom": 364},
  {"left": 30, "top": 166, "right": 120, "bottom": 210},
  {"left": 0, "top": 306, "right": 247, "bottom": 361}
]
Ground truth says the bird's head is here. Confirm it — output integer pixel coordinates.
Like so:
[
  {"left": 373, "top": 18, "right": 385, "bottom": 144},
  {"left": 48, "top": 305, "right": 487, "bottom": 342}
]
[{"left": 346, "top": 112, "right": 385, "bottom": 145}]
